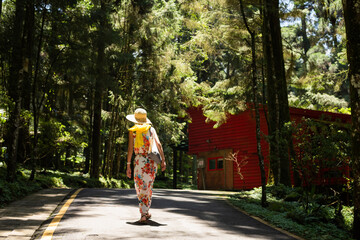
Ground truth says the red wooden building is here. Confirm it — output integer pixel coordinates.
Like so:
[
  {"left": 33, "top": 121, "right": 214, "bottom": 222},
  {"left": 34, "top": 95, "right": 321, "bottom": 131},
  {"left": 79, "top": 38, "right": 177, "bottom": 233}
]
[{"left": 187, "top": 107, "right": 351, "bottom": 190}]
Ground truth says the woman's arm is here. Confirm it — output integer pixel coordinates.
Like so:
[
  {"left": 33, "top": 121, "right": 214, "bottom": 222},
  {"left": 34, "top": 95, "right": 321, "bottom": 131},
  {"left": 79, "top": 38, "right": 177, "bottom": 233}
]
[
  {"left": 152, "top": 128, "right": 166, "bottom": 171},
  {"left": 126, "top": 131, "right": 134, "bottom": 178}
]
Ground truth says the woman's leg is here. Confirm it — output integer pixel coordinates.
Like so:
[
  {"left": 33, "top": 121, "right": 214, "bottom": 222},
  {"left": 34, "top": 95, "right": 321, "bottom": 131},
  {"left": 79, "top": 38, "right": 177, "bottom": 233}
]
[{"left": 134, "top": 156, "right": 157, "bottom": 219}]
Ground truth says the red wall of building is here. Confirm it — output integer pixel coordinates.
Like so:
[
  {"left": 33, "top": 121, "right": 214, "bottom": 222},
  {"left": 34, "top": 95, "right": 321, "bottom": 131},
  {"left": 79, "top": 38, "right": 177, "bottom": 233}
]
[
  {"left": 188, "top": 107, "right": 270, "bottom": 189},
  {"left": 188, "top": 107, "right": 351, "bottom": 190}
]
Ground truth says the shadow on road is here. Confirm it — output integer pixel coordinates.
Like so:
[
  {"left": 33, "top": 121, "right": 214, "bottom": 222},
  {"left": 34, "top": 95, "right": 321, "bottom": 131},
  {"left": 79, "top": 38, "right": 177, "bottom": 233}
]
[
  {"left": 126, "top": 219, "right": 167, "bottom": 227},
  {"left": 39, "top": 188, "right": 297, "bottom": 240}
]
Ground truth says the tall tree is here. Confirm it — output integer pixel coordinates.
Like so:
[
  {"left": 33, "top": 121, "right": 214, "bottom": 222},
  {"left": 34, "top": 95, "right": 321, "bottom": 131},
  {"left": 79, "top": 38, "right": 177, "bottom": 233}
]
[
  {"left": 239, "top": 0, "right": 267, "bottom": 207},
  {"left": 295, "top": 1, "right": 311, "bottom": 77},
  {"left": 342, "top": 0, "right": 360, "bottom": 238},
  {"left": 0, "top": 0, "right": 2, "bottom": 21},
  {"left": 30, "top": 0, "right": 46, "bottom": 180},
  {"left": 5, "top": 0, "right": 25, "bottom": 182},
  {"left": 22, "top": 0, "right": 35, "bottom": 178},
  {"left": 90, "top": 0, "right": 108, "bottom": 178},
  {"left": 262, "top": 0, "right": 291, "bottom": 186}
]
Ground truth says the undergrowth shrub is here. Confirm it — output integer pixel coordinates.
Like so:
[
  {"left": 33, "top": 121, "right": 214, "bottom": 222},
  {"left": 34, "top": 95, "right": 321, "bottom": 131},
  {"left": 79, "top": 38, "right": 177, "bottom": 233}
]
[
  {"left": 0, "top": 168, "right": 133, "bottom": 207},
  {"left": 230, "top": 185, "right": 353, "bottom": 240},
  {"left": 0, "top": 168, "right": 42, "bottom": 207}
]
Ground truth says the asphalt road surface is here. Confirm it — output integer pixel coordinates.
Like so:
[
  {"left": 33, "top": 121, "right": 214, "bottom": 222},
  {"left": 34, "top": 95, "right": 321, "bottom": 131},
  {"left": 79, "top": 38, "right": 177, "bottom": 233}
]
[{"left": 34, "top": 188, "right": 299, "bottom": 240}]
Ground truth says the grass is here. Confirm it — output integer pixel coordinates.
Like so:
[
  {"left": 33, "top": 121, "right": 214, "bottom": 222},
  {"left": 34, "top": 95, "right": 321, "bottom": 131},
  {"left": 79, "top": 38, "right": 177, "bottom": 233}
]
[
  {"left": 0, "top": 167, "right": 133, "bottom": 207},
  {"left": 228, "top": 185, "right": 353, "bottom": 240}
]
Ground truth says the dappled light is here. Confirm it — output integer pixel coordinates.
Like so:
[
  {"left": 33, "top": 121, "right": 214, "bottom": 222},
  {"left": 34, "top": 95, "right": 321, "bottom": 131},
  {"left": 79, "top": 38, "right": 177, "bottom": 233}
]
[
  {"left": 39, "top": 189, "right": 294, "bottom": 239},
  {"left": 0, "top": 0, "right": 359, "bottom": 239}
]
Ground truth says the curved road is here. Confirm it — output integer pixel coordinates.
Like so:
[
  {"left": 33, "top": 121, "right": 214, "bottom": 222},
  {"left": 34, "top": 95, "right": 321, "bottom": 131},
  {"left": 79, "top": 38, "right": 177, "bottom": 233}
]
[{"left": 34, "top": 189, "right": 299, "bottom": 240}]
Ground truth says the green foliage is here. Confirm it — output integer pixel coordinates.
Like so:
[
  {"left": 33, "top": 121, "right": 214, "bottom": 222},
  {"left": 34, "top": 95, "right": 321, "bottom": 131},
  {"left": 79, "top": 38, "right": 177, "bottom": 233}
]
[
  {"left": 288, "top": 72, "right": 349, "bottom": 112},
  {"left": 176, "top": 0, "right": 256, "bottom": 127},
  {"left": 0, "top": 167, "right": 133, "bottom": 207},
  {"left": 282, "top": 0, "right": 349, "bottom": 113},
  {"left": 268, "top": 183, "right": 294, "bottom": 199},
  {"left": 38, "top": 119, "right": 65, "bottom": 156},
  {"left": 289, "top": 117, "right": 351, "bottom": 188},
  {"left": 0, "top": 168, "right": 42, "bottom": 207},
  {"left": 342, "top": 206, "right": 354, "bottom": 232},
  {"left": 286, "top": 117, "right": 352, "bottom": 220},
  {"left": 230, "top": 185, "right": 353, "bottom": 240},
  {"left": 0, "top": 108, "right": 6, "bottom": 157}
]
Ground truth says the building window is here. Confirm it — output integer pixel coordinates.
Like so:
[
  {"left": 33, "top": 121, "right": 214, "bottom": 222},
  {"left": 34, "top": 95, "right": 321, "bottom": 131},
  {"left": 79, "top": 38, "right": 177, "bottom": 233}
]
[
  {"left": 217, "top": 158, "right": 223, "bottom": 169},
  {"left": 209, "top": 159, "right": 216, "bottom": 170},
  {"left": 208, "top": 157, "right": 224, "bottom": 171}
]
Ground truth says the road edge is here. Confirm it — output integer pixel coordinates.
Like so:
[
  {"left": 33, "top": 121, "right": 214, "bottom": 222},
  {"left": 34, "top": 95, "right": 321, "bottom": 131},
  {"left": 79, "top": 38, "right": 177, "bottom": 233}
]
[
  {"left": 224, "top": 198, "right": 305, "bottom": 240},
  {"left": 31, "top": 188, "right": 77, "bottom": 240}
]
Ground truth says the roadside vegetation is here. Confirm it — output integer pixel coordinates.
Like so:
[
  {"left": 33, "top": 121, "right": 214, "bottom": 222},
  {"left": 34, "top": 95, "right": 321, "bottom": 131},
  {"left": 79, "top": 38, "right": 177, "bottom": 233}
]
[
  {"left": 229, "top": 185, "right": 353, "bottom": 240},
  {"left": 0, "top": 167, "right": 132, "bottom": 207},
  {"left": 0, "top": 165, "right": 196, "bottom": 207}
]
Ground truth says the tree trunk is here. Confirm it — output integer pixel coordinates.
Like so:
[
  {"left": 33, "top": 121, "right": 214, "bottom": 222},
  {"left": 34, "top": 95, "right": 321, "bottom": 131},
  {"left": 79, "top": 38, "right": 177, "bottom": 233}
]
[
  {"left": 299, "top": 4, "right": 310, "bottom": 76},
  {"left": 109, "top": 99, "right": 120, "bottom": 178},
  {"left": 68, "top": 85, "right": 74, "bottom": 116},
  {"left": 115, "top": 143, "right": 122, "bottom": 177},
  {"left": 263, "top": 0, "right": 280, "bottom": 184},
  {"left": 104, "top": 98, "right": 119, "bottom": 178},
  {"left": 65, "top": 146, "right": 71, "bottom": 167},
  {"left": 329, "top": 15, "right": 338, "bottom": 49},
  {"left": 91, "top": 84, "right": 102, "bottom": 178},
  {"left": 18, "top": 0, "right": 35, "bottom": 165},
  {"left": 30, "top": 4, "right": 46, "bottom": 180},
  {"left": 240, "top": 0, "right": 267, "bottom": 207},
  {"left": 0, "top": 1, "right": 2, "bottom": 21},
  {"left": 342, "top": 0, "right": 360, "bottom": 238},
  {"left": 90, "top": 0, "right": 106, "bottom": 179},
  {"left": 84, "top": 88, "right": 93, "bottom": 174},
  {"left": 173, "top": 149, "right": 178, "bottom": 189},
  {"left": 271, "top": 0, "right": 291, "bottom": 186},
  {"left": 6, "top": 0, "right": 25, "bottom": 182},
  {"left": 263, "top": 0, "right": 291, "bottom": 186},
  {"left": 179, "top": 150, "right": 183, "bottom": 182},
  {"left": 102, "top": 139, "right": 108, "bottom": 176},
  {"left": 22, "top": 1, "right": 34, "bottom": 111}
]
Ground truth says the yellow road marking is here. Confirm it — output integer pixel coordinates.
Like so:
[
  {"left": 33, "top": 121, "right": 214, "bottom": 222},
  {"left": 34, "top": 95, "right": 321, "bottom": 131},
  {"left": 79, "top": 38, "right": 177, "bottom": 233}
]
[{"left": 41, "top": 188, "right": 83, "bottom": 240}]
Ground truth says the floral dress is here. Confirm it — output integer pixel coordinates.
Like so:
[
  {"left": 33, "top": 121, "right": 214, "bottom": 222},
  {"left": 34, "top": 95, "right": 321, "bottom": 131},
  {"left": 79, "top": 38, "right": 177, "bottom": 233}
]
[{"left": 133, "top": 128, "right": 158, "bottom": 216}]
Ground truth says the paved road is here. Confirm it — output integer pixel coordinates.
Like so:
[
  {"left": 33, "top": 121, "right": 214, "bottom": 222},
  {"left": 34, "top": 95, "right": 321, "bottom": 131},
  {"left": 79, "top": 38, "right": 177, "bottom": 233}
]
[
  {"left": 33, "top": 189, "right": 299, "bottom": 240},
  {"left": 0, "top": 188, "right": 72, "bottom": 240}
]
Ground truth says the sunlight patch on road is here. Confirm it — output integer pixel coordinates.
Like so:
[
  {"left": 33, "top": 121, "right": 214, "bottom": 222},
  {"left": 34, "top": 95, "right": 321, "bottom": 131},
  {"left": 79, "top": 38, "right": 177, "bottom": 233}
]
[{"left": 40, "top": 188, "right": 83, "bottom": 240}]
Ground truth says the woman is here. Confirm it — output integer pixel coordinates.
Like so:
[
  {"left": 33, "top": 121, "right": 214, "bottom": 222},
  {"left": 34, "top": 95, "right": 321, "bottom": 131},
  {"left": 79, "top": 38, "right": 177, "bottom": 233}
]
[{"left": 126, "top": 108, "right": 166, "bottom": 223}]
